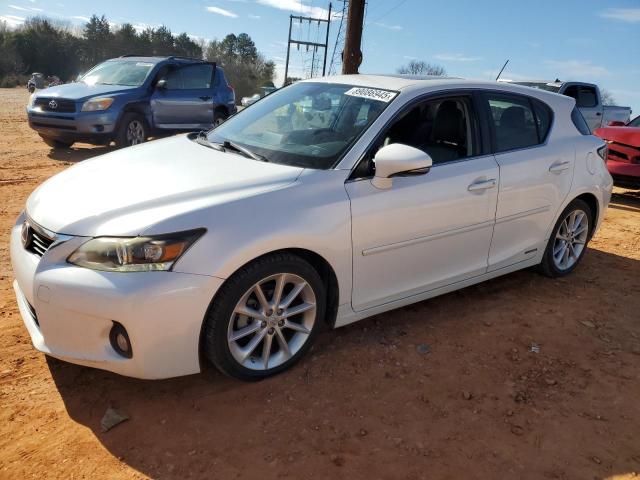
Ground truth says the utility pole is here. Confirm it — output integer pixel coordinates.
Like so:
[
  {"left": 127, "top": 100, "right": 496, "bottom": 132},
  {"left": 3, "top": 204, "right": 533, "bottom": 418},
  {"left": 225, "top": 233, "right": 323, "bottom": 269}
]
[
  {"left": 341, "top": 0, "right": 365, "bottom": 74},
  {"left": 283, "top": 3, "right": 332, "bottom": 86}
]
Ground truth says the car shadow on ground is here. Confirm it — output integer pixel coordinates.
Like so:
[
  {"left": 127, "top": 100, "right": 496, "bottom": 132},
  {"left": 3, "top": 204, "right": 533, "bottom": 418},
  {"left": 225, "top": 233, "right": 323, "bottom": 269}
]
[
  {"left": 610, "top": 189, "right": 640, "bottom": 213},
  {"left": 46, "top": 145, "right": 116, "bottom": 163},
  {"left": 45, "top": 247, "right": 640, "bottom": 479}
]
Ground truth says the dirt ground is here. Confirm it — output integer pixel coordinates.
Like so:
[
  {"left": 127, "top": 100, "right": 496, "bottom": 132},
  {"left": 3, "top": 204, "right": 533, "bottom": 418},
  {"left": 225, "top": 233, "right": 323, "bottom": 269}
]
[{"left": 0, "top": 87, "right": 639, "bottom": 480}]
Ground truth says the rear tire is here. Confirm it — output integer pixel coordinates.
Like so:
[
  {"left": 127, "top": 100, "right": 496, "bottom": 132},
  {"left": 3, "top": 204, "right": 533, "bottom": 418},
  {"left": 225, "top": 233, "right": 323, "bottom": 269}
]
[
  {"left": 538, "top": 199, "right": 593, "bottom": 278},
  {"left": 40, "top": 135, "right": 73, "bottom": 149},
  {"left": 203, "top": 253, "right": 326, "bottom": 381},
  {"left": 213, "top": 109, "right": 228, "bottom": 128},
  {"left": 115, "top": 113, "right": 147, "bottom": 148}
]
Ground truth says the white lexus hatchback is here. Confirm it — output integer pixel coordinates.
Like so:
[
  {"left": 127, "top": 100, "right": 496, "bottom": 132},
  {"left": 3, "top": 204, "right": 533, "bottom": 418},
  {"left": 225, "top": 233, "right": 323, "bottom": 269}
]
[{"left": 11, "top": 75, "right": 613, "bottom": 380}]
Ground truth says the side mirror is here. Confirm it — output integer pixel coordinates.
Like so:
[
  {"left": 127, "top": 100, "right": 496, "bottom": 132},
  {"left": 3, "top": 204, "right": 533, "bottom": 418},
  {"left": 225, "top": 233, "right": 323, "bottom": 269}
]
[
  {"left": 607, "top": 120, "right": 625, "bottom": 127},
  {"left": 156, "top": 79, "right": 167, "bottom": 90},
  {"left": 371, "top": 143, "right": 433, "bottom": 189}
]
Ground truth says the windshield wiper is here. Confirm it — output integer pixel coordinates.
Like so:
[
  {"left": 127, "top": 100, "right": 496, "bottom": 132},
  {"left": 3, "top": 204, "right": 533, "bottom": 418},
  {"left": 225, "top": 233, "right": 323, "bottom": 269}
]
[
  {"left": 194, "top": 131, "right": 224, "bottom": 151},
  {"left": 219, "top": 140, "right": 268, "bottom": 162}
]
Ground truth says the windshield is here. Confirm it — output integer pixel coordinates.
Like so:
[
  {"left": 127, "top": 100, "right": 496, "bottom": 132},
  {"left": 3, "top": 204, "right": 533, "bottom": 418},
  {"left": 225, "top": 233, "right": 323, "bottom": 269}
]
[
  {"left": 512, "top": 82, "right": 562, "bottom": 93},
  {"left": 629, "top": 115, "right": 640, "bottom": 127},
  {"left": 81, "top": 60, "right": 155, "bottom": 87},
  {"left": 207, "top": 82, "right": 397, "bottom": 169}
]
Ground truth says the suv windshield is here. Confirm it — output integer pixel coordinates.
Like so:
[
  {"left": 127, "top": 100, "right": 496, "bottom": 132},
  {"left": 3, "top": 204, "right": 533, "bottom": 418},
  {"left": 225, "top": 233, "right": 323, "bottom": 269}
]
[
  {"left": 207, "top": 82, "right": 397, "bottom": 169},
  {"left": 81, "top": 59, "right": 155, "bottom": 87}
]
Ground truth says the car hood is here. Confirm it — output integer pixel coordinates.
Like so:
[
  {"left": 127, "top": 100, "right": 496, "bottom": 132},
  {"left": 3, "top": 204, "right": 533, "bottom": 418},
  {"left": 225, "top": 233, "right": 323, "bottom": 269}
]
[
  {"left": 34, "top": 82, "right": 138, "bottom": 101},
  {"left": 593, "top": 126, "right": 640, "bottom": 146},
  {"left": 26, "top": 135, "right": 304, "bottom": 236}
]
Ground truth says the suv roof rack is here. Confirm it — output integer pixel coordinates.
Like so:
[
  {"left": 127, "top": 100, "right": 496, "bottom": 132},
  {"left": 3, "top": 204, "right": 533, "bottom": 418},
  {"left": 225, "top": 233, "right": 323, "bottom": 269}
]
[{"left": 167, "top": 56, "right": 206, "bottom": 62}]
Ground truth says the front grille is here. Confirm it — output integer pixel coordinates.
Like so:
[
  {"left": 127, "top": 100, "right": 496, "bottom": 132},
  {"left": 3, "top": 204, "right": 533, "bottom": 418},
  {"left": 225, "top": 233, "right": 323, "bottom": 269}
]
[
  {"left": 24, "top": 223, "right": 56, "bottom": 257},
  {"left": 31, "top": 121, "right": 77, "bottom": 131},
  {"left": 34, "top": 97, "right": 76, "bottom": 113}
]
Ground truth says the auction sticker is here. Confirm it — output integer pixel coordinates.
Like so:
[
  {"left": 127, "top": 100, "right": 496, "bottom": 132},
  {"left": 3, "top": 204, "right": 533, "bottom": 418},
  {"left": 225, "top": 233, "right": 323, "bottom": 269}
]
[{"left": 344, "top": 87, "right": 397, "bottom": 103}]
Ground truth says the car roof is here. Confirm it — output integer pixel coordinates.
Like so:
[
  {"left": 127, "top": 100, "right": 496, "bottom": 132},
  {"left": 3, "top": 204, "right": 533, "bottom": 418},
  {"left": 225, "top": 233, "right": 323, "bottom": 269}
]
[
  {"left": 303, "top": 74, "right": 575, "bottom": 107},
  {"left": 106, "top": 56, "right": 205, "bottom": 64}
]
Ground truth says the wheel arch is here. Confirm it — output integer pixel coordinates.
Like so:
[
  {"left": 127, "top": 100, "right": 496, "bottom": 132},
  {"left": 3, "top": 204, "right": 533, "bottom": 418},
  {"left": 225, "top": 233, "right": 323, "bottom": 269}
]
[
  {"left": 197, "top": 247, "right": 340, "bottom": 366},
  {"left": 573, "top": 192, "right": 599, "bottom": 238},
  {"left": 214, "top": 104, "right": 229, "bottom": 118}
]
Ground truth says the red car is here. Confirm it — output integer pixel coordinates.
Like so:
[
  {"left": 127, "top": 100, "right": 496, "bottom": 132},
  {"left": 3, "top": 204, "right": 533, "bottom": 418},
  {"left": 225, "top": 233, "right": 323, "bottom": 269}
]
[{"left": 594, "top": 115, "right": 640, "bottom": 189}]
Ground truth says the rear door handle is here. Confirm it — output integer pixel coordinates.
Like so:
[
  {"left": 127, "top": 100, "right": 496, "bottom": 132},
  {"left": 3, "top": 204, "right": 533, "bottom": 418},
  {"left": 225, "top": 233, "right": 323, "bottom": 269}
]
[
  {"left": 199, "top": 96, "right": 212, "bottom": 101},
  {"left": 468, "top": 178, "right": 497, "bottom": 192},
  {"left": 549, "top": 160, "right": 571, "bottom": 173}
]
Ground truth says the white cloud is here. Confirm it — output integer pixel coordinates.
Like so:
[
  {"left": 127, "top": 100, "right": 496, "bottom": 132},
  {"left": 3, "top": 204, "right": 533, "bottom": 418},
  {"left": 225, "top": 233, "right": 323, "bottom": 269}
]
[
  {"left": 248, "top": 14, "right": 260, "bottom": 19},
  {"left": 371, "top": 21, "right": 402, "bottom": 31},
  {"left": 544, "top": 59, "right": 610, "bottom": 78},
  {"left": 256, "top": 0, "right": 330, "bottom": 19},
  {"left": 8, "top": 4, "right": 42, "bottom": 12},
  {"left": 600, "top": 8, "right": 640, "bottom": 23},
  {"left": 434, "top": 53, "right": 483, "bottom": 62},
  {"left": 71, "top": 15, "right": 90, "bottom": 22},
  {"left": 0, "top": 14, "right": 25, "bottom": 27},
  {"left": 205, "top": 6, "right": 238, "bottom": 18}
]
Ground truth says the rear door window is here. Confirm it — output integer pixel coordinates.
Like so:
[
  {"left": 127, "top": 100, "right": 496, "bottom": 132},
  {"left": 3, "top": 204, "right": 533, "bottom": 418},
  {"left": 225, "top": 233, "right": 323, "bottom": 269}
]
[
  {"left": 163, "top": 64, "right": 213, "bottom": 90},
  {"left": 483, "top": 93, "right": 539, "bottom": 152}
]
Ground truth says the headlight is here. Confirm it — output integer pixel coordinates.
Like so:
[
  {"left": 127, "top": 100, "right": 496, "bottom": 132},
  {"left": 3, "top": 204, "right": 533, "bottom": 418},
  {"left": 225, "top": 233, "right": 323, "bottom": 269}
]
[
  {"left": 81, "top": 97, "right": 114, "bottom": 112},
  {"left": 28, "top": 93, "right": 36, "bottom": 108},
  {"left": 67, "top": 229, "right": 205, "bottom": 272}
]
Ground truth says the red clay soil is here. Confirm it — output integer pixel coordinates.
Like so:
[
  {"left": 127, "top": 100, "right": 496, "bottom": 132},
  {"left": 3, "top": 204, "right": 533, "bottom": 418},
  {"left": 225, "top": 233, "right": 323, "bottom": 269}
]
[{"left": 1, "top": 88, "right": 639, "bottom": 480}]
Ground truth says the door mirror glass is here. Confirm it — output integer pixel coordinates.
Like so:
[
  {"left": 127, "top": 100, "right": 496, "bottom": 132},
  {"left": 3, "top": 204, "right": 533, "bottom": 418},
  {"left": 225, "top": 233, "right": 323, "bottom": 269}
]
[
  {"left": 156, "top": 79, "right": 167, "bottom": 90},
  {"left": 372, "top": 143, "right": 433, "bottom": 189}
]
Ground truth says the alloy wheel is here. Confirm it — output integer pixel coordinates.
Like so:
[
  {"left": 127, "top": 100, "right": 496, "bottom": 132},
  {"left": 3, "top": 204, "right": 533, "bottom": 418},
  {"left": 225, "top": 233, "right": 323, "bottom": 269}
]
[
  {"left": 126, "top": 120, "right": 145, "bottom": 145},
  {"left": 227, "top": 273, "right": 316, "bottom": 371},
  {"left": 552, "top": 209, "right": 589, "bottom": 270}
]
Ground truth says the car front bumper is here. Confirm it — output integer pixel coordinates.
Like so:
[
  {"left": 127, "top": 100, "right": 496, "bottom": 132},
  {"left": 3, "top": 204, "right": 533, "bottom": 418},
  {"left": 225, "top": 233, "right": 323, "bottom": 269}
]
[
  {"left": 607, "top": 159, "right": 640, "bottom": 189},
  {"left": 10, "top": 214, "right": 224, "bottom": 379},
  {"left": 27, "top": 107, "right": 120, "bottom": 144}
]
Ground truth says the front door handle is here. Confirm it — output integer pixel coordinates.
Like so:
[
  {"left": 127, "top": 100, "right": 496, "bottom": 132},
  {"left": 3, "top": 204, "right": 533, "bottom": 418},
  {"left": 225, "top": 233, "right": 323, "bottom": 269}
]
[
  {"left": 549, "top": 160, "right": 571, "bottom": 173},
  {"left": 468, "top": 178, "right": 497, "bottom": 192},
  {"left": 199, "top": 96, "right": 212, "bottom": 101}
]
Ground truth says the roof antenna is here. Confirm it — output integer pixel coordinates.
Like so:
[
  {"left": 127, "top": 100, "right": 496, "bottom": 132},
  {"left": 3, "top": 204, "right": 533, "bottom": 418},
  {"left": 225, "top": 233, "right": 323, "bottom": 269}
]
[{"left": 495, "top": 59, "right": 509, "bottom": 81}]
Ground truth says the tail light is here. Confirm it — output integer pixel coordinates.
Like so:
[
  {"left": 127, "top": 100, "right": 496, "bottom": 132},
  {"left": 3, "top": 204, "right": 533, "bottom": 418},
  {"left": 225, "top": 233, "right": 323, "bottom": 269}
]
[
  {"left": 228, "top": 84, "right": 235, "bottom": 94},
  {"left": 597, "top": 144, "right": 608, "bottom": 162}
]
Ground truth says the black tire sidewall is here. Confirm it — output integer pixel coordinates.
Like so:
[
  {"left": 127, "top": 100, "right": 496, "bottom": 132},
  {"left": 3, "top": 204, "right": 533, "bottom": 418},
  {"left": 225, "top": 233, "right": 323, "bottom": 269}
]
[
  {"left": 203, "top": 253, "right": 326, "bottom": 381},
  {"left": 541, "top": 199, "right": 593, "bottom": 277},
  {"left": 116, "top": 113, "right": 146, "bottom": 148}
]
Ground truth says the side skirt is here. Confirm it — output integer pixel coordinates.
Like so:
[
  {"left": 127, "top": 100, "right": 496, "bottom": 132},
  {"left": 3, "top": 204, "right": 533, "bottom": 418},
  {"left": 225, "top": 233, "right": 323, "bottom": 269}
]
[{"left": 334, "top": 255, "right": 542, "bottom": 328}]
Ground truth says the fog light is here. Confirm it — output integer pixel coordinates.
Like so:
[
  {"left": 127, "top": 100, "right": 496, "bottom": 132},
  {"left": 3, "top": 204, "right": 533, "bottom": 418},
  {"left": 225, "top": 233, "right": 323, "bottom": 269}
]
[{"left": 109, "top": 322, "right": 132, "bottom": 358}]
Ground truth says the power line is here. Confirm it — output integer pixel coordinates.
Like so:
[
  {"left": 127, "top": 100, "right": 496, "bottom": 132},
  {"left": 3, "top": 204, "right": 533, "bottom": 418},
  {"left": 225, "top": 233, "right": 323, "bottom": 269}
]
[{"left": 369, "top": 0, "right": 407, "bottom": 23}]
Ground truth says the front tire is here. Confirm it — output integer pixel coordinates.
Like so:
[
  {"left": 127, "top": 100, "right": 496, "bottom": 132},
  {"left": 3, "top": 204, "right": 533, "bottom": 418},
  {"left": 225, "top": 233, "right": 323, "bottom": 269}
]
[
  {"left": 203, "top": 253, "right": 326, "bottom": 381},
  {"left": 538, "top": 199, "right": 593, "bottom": 278},
  {"left": 115, "top": 113, "right": 147, "bottom": 148}
]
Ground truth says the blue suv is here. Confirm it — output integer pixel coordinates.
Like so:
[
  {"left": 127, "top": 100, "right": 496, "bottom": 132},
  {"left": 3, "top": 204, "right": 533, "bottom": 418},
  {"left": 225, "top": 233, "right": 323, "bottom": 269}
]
[{"left": 27, "top": 56, "right": 237, "bottom": 149}]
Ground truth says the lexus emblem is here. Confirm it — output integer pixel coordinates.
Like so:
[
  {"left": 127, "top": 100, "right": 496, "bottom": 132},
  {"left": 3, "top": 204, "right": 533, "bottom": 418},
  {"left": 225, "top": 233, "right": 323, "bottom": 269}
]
[
  {"left": 21, "top": 222, "right": 32, "bottom": 248},
  {"left": 48, "top": 99, "right": 58, "bottom": 109}
]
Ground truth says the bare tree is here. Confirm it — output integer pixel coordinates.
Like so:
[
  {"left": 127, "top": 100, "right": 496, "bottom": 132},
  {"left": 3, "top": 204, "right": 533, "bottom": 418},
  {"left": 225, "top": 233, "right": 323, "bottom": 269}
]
[
  {"left": 600, "top": 88, "right": 616, "bottom": 106},
  {"left": 397, "top": 60, "right": 446, "bottom": 76}
]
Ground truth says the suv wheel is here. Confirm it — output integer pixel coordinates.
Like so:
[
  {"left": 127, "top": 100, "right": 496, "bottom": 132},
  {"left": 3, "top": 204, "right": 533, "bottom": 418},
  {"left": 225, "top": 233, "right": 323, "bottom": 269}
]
[
  {"left": 538, "top": 199, "right": 593, "bottom": 277},
  {"left": 213, "top": 110, "right": 228, "bottom": 127},
  {"left": 40, "top": 135, "right": 73, "bottom": 149},
  {"left": 116, "top": 113, "right": 147, "bottom": 148},
  {"left": 203, "top": 253, "right": 325, "bottom": 380}
]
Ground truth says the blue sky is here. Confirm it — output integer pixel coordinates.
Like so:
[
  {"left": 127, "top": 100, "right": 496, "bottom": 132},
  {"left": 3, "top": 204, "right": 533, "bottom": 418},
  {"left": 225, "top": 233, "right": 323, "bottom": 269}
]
[{"left": 2, "top": 0, "right": 639, "bottom": 113}]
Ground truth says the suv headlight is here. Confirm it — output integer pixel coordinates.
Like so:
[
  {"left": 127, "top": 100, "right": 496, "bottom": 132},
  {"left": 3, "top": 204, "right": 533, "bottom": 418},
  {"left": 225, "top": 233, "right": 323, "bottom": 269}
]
[
  {"left": 28, "top": 93, "right": 36, "bottom": 108},
  {"left": 81, "top": 97, "right": 114, "bottom": 112},
  {"left": 67, "top": 229, "right": 205, "bottom": 272}
]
